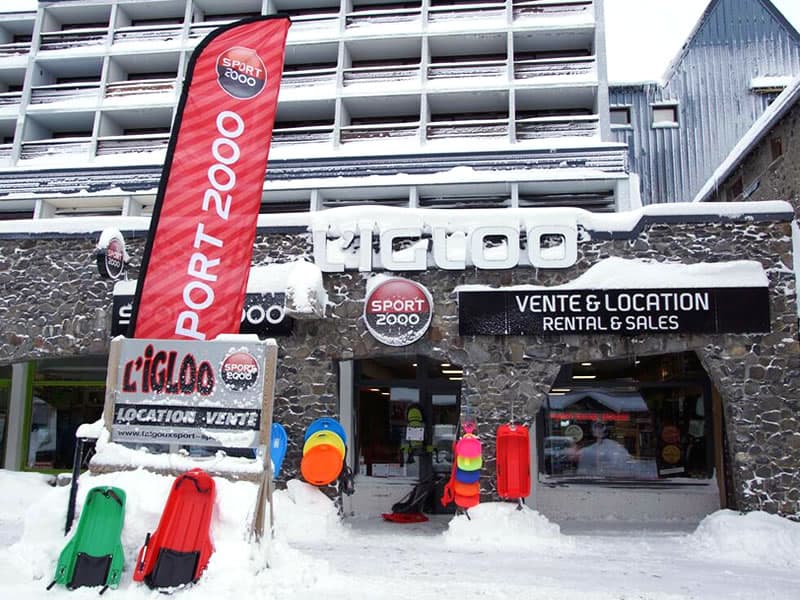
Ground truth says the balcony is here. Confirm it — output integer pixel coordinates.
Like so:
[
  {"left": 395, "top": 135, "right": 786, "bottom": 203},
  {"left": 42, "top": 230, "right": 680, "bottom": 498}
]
[
  {"left": 19, "top": 137, "right": 93, "bottom": 162},
  {"left": 346, "top": 4, "right": 422, "bottom": 31},
  {"left": 285, "top": 9, "right": 340, "bottom": 42},
  {"left": 340, "top": 120, "right": 420, "bottom": 143},
  {"left": 512, "top": 0, "right": 594, "bottom": 21},
  {"left": 514, "top": 56, "right": 595, "bottom": 80},
  {"left": 39, "top": 28, "right": 108, "bottom": 52},
  {"left": 273, "top": 124, "right": 335, "bottom": 146},
  {"left": 515, "top": 114, "right": 599, "bottom": 140},
  {"left": 0, "top": 41, "right": 30, "bottom": 57},
  {"left": 428, "top": 1, "right": 507, "bottom": 26},
  {"left": 281, "top": 66, "right": 337, "bottom": 89},
  {"left": 29, "top": 82, "right": 101, "bottom": 107},
  {"left": 0, "top": 90, "right": 21, "bottom": 114},
  {"left": 428, "top": 58, "right": 507, "bottom": 81},
  {"left": 95, "top": 134, "right": 169, "bottom": 157},
  {"left": 104, "top": 79, "right": 177, "bottom": 103},
  {"left": 427, "top": 116, "right": 508, "bottom": 139},
  {"left": 343, "top": 62, "right": 421, "bottom": 87},
  {"left": 112, "top": 25, "right": 184, "bottom": 46}
]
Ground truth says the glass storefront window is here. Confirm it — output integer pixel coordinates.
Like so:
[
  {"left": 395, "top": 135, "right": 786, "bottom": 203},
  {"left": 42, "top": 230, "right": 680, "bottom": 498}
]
[
  {"left": 540, "top": 352, "right": 713, "bottom": 482},
  {"left": 27, "top": 356, "right": 107, "bottom": 471}
]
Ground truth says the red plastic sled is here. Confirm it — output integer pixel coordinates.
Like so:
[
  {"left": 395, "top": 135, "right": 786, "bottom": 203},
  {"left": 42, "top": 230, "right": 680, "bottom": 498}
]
[
  {"left": 496, "top": 424, "right": 531, "bottom": 500},
  {"left": 133, "top": 469, "right": 216, "bottom": 589},
  {"left": 381, "top": 512, "right": 429, "bottom": 523}
]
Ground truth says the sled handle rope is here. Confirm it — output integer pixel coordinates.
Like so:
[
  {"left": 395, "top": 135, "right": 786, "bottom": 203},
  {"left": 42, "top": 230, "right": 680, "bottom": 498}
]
[{"left": 175, "top": 473, "right": 213, "bottom": 494}]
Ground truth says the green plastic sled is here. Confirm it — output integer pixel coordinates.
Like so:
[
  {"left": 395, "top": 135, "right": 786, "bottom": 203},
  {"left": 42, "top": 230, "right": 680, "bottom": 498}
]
[{"left": 48, "top": 486, "right": 126, "bottom": 593}]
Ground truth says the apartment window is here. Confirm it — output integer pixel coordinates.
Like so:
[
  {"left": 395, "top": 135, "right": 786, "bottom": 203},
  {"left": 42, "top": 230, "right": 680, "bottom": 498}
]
[
  {"left": 727, "top": 177, "right": 743, "bottom": 202},
  {"left": 770, "top": 137, "right": 783, "bottom": 161},
  {"left": 610, "top": 106, "right": 631, "bottom": 126},
  {"left": 652, "top": 104, "right": 678, "bottom": 127}
]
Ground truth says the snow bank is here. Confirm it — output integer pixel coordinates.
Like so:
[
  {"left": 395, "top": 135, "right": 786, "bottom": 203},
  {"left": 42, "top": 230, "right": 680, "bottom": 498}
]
[
  {"left": 689, "top": 509, "right": 800, "bottom": 568},
  {"left": 0, "top": 468, "right": 341, "bottom": 598},
  {"left": 443, "top": 503, "right": 574, "bottom": 552}
]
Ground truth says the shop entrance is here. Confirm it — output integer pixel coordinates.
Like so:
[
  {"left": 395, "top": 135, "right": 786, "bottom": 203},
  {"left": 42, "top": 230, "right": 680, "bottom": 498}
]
[{"left": 352, "top": 356, "right": 461, "bottom": 513}]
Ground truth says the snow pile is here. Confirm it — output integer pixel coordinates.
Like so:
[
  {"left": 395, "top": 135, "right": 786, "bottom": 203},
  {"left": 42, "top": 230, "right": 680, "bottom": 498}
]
[
  {"left": 689, "top": 509, "right": 800, "bottom": 568},
  {"left": 0, "top": 470, "right": 53, "bottom": 546},
  {"left": 273, "top": 479, "right": 349, "bottom": 543},
  {"left": 443, "top": 503, "right": 574, "bottom": 552},
  {"left": 0, "top": 468, "right": 344, "bottom": 598}
]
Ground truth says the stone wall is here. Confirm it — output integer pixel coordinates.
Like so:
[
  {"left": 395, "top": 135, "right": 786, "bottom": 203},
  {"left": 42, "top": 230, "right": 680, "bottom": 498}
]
[
  {"left": 1, "top": 211, "right": 798, "bottom": 516},
  {"left": 705, "top": 95, "right": 800, "bottom": 219}
]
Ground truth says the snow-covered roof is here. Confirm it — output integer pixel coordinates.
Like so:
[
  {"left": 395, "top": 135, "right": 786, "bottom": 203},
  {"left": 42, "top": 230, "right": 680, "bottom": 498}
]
[{"left": 693, "top": 74, "right": 800, "bottom": 203}]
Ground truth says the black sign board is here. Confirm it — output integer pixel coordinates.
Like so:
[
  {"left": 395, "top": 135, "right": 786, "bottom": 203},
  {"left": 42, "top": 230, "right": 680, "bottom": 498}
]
[
  {"left": 458, "top": 287, "right": 770, "bottom": 336},
  {"left": 112, "top": 292, "right": 293, "bottom": 337}
]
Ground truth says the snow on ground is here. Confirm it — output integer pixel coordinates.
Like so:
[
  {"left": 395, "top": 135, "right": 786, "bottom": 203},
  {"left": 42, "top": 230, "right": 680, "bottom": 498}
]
[{"left": 1, "top": 469, "right": 800, "bottom": 599}]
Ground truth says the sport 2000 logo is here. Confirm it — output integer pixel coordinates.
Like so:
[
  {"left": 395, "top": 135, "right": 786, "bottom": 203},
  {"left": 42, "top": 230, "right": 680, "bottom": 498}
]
[
  {"left": 220, "top": 350, "right": 260, "bottom": 391},
  {"left": 216, "top": 47, "right": 267, "bottom": 99}
]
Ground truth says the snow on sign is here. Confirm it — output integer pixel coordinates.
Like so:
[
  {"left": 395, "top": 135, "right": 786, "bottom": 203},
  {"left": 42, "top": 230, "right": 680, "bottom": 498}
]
[
  {"left": 364, "top": 277, "right": 433, "bottom": 346},
  {"left": 109, "top": 337, "right": 277, "bottom": 448}
]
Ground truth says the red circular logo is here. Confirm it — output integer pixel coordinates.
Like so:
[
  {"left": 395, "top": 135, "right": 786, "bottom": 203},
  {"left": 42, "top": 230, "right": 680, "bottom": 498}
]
[
  {"left": 220, "top": 351, "right": 260, "bottom": 391},
  {"left": 364, "top": 278, "right": 433, "bottom": 346},
  {"left": 216, "top": 47, "right": 266, "bottom": 99}
]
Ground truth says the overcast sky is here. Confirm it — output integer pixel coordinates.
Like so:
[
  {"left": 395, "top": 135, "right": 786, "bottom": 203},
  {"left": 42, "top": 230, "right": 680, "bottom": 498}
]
[{"left": 605, "top": 0, "right": 800, "bottom": 82}]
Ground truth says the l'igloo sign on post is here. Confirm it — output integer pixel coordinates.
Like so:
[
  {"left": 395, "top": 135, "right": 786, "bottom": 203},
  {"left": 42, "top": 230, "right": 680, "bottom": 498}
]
[{"left": 107, "top": 336, "right": 277, "bottom": 448}]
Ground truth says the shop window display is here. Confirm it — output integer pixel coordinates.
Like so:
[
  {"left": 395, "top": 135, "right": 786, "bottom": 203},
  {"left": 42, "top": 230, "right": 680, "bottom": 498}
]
[
  {"left": 27, "top": 356, "right": 107, "bottom": 471},
  {"left": 539, "top": 352, "right": 714, "bottom": 482}
]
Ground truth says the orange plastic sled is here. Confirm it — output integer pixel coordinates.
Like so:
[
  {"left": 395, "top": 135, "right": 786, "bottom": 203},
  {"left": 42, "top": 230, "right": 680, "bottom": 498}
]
[{"left": 496, "top": 424, "right": 531, "bottom": 500}]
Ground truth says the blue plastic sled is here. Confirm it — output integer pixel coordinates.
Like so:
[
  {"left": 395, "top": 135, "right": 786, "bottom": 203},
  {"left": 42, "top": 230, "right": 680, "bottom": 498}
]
[
  {"left": 270, "top": 423, "right": 288, "bottom": 478},
  {"left": 304, "top": 418, "right": 347, "bottom": 446}
]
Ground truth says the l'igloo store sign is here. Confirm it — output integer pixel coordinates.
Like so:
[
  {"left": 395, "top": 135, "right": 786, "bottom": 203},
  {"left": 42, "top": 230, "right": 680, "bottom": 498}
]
[{"left": 110, "top": 337, "right": 274, "bottom": 447}]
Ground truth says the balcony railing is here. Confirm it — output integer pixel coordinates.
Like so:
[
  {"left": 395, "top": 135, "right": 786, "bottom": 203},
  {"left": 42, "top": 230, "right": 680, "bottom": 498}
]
[
  {"left": 343, "top": 63, "right": 421, "bottom": 85},
  {"left": 0, "top": 144, "right": 13, "bottom": 161},
  {"left": 515, "top": 114, "right": 599, "bottom": 139},
  {"left": 340, "top": 121, "right": 419, "bottom": 142},
  {"left": 104, "top": 79, "right": 177, "bottom": 99},
  {"left": 19, "top": 138, "right": 93, "bottom": 161},
  {"left": 427, "top": 117, "right": 508, "bottom": 139},
  {"left": 0, "top": 41, "right": 31, "bottom": 57},
  {"left": 281, "top": 67, "right": 337, "bottom": 88},
  {"left": 514, "top": 56, "right": 595, "bottom": 79},
  {"left": 346, "top": 6, "right": 422, "bottom": 28},
  {"left": 272, "top": 125, "right": 335, "bottom": 145},
  {"left": 95, "top": 134, "right": 170, "bottom": 156},
  {"left": 112, "top": 25, "right": 184, "bottom": 45},
  {"left": 428, "top": 2, "right": 506, "bottom": 23},
  {"left": 0, "top": 91, "right": 22, "bottom": 107},
  {"left": 285, "top": 10, "right": 340, "bottom": 35},
  {"left": 39, "top": 29, "right": 108, "bottom": 51},
  {"left": 29, "top": 83, "right": 101, "bottom": 105},
  {"left": 428, "top": 59, "right": 507, "bottom": 80},
  {"left": 513, "top": 0, "right": 593, "bottom": 19}
]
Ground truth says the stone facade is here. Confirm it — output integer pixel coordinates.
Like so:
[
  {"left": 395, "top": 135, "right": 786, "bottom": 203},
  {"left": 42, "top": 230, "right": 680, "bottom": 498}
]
[
  {"left": 1, "top": 209, "right": 799, "bottom": 517},
  {"left": 706, "top": 93, "right": 800, "bottom": 219}
]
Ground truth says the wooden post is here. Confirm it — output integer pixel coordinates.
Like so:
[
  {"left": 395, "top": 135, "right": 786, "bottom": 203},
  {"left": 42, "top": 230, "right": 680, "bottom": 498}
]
[{"left": 252, "top": 341, "right": 278, "bottom": 542}]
